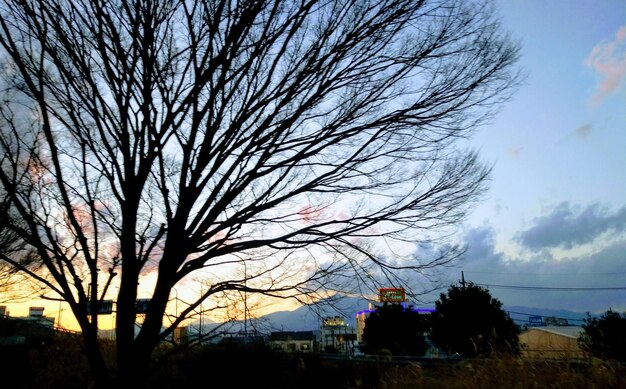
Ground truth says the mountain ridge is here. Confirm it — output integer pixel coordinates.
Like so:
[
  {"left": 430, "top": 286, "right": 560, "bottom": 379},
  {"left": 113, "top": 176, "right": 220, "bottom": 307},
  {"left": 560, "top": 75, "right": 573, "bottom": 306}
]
[{"left": 196, "top": 299, "right": 599, "bottom": 333}]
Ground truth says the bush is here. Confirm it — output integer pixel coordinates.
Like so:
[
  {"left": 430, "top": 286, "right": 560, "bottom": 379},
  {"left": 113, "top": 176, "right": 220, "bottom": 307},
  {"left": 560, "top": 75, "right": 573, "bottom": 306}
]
[{"left": 579, "top": 310, "right": 626, "bottom": 361}]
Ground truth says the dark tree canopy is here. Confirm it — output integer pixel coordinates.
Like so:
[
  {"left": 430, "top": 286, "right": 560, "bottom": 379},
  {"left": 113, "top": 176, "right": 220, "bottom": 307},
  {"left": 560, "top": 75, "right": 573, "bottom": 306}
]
[
  {"left": 430, "top": 283, "right": 520, "bottom": 357},
  {"left": 0, "top": 0, "right": 519, "bottom": 384},
  {"left": 579, "top": 310, "right": 626, "bottom": 361},
  {"left": 361, "top": 303, "right": 430, "bottom": 356}
]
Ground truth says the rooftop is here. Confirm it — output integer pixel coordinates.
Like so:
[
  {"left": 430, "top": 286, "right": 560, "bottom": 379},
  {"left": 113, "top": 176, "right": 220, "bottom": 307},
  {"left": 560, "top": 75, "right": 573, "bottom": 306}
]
[{"left": 525, "top": 326, "right": 584, "bottom": 339}]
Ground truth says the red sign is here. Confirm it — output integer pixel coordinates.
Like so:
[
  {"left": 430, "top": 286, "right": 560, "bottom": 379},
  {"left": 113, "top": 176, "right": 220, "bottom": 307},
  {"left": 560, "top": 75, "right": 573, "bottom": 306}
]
[{"left": 378, "top": 288, "right": 405, "bottom": 303}]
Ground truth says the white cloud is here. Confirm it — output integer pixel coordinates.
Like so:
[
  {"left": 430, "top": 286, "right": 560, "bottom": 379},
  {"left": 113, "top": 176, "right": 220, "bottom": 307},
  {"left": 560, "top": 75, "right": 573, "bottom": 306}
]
[{"left": 451, "top": 225, "right": 626, "bottom": 313}]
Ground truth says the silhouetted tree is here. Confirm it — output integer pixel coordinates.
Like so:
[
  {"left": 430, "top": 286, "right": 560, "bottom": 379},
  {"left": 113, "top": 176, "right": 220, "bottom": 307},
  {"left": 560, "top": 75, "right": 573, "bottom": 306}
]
[
  {"left": 361, "top": 303, "right": 430, "bottom": 356},
  {"left": 579, "top": 310, "right": 626, "bottom": 361},
  {"left": 0, "top": 0, "right": 519, "bottom": 384},
  {"left": 0, "top": 189, "right": 40, "bottom": 302},
  {"left": 431, "top": 283, "right": 520, "bottom": 357}
]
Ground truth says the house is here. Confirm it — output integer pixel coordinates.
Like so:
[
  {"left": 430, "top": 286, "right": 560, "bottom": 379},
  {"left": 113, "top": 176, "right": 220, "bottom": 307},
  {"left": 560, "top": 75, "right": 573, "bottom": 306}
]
[
  {"left": 269, "top": 331, "right": 315, "bottom": 353},
  {"left": 519, "top": 326, "right": 584, "bottom": 358},
  {"left": 0, "top": 316, "right": 56, "bottom": 346}
]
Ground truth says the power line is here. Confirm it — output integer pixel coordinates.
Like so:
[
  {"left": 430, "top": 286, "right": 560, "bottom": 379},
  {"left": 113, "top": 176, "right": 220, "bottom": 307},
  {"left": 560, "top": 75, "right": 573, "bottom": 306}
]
[
  {"left": 476, "top": 283, "right": 626, "bottom": 291},
  {"left": 504, "top": 309, "right": 585, "bottom": 322},
  {"left": 464, "top": 270, "right": 626, "bottom": 276}
]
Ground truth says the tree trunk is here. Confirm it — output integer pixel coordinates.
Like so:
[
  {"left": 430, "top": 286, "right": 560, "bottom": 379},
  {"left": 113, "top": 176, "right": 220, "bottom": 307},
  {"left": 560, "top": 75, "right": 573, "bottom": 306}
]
[
  {"left": 116, "top": 269, "right": 172, "bottom": 385},
  {"left": 116, "top": 348, "right": 152, "bottom": 387},
  {"left": 116, "top": 263, "right": 140, "bottom": 384},
  {"left": 82, "top": 324, "right": 110, "bottom": 387}
]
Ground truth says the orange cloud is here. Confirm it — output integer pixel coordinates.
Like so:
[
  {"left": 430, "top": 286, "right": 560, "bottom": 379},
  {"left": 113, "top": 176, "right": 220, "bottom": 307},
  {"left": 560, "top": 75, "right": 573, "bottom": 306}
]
[
  {"left": 508, "top": 146, "right": 523, "bottom": 159},
  {"left": 585, "top": 26, "right": 626, "bottom": 106},
  {"left": 297, "top": 204, "right": 324, "bottom": 224}
]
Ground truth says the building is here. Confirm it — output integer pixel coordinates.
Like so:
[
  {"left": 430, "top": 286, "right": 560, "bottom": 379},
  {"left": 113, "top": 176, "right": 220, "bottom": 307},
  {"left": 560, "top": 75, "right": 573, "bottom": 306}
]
[
  {"left": 519, "top": 326, "right": 584, "bottom": 359},
  {"left": 355, "top": 309, "right": 369, "bottom": 343},
  {"left": 269, "top": 331, "right": 315, "bottom": 353},
  {"left": 0, "top": 316, "right": 56, "bottom": 346},
  {"left": 218, "top": 330, "right": 266, "bottom": 347},
  {"left": 544, "top": 316, "right": 570, "bottom": 326},
  {"left": 173, "top": 326, "right": 189, "bottom": 343},
  {"left": 320, "top": 316, "right": 356, "bottom": 353}
]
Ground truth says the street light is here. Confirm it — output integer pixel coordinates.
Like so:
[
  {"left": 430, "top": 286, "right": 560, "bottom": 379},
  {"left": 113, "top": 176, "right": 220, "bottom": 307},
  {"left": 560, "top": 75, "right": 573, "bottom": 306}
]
[
  {"left": 243, "top": 261, "right": 247, "bottom": 337},
  {"left": 199, "top": 282, "right": 203, "bottom": 342},
  {"left": 57, "top": 299, "right": 64, "bottom": 330},
  {"left": 172, "top": 286, "right": 179, "bottom": 318}
]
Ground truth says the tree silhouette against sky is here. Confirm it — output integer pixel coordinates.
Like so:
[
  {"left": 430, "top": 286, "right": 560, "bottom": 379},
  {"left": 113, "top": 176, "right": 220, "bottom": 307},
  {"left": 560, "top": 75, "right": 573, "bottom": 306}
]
[
  {"left": 431, "top": 283, "right": 520, "bottom": 357},
  {"left": 361, "top": 303, "right": 430, "bottom": 356},
  {"left": 579, "top": 310, "right": 626, "bottom": 361},
  {"left": 0, "top": 0, "right": 519, "bottom": 384}
]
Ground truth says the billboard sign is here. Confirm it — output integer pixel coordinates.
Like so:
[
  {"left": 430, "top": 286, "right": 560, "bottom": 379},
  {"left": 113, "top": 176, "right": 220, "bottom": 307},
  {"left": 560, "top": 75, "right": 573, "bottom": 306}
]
[
  {"left": 29, "top": 306, "right": 45, "bottom": 317},
  {"left": 529, "top": 315, "right": 544, "bottom": 327},
  {"left": 378, "top": 288, "right": 405, "bottom": 303},
  {"left": 87, "top": 300, "right": 113, "bottom": 315},
  {"left": 135, "top": 299, "right": 151, "bottom": 314}
]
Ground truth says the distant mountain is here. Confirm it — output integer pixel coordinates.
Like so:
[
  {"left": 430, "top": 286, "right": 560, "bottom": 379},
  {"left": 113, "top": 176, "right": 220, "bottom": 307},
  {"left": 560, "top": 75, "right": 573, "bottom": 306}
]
[
  {"left": 93, "top": 303, "right": 598, "bottom": 342},
  {"left": 504, "top": 306, "right": 596, "bottom": 327},
  {"left": 180, "top": 300, "right": 600, "bottom": 337},
  {"left": 252, "top": 296, "right": 372, "bottom": 332},
  {"left": 252, "top": 303, "right": 599, "bottom": 332},
  {"left": 249, "top": 296, "right": 441, "bottom": 332},
  {"left": 178, "top": 296, "right": 372, "bottom": 336}
]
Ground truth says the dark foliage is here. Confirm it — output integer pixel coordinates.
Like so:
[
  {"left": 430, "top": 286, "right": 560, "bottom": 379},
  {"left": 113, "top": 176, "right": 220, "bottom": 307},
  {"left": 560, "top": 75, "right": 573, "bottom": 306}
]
[
  {"left": 579, "top": 310, "right": 626, "bottom": 361},
  {"left": 430, "top": 283, "right": 520, "bottom": 357},
  {"left": 361, "top": 303, "right": 430, "bottom": 356}
]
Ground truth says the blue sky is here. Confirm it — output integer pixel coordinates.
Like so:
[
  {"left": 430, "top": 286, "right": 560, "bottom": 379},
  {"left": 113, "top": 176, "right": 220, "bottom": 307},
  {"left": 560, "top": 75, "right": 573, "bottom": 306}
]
[
  {"left": 4, "top": 1, "right": 624, "bottom": 327},
  {"left": 444, "top": 0, "right": 626, "bottom": 314}
]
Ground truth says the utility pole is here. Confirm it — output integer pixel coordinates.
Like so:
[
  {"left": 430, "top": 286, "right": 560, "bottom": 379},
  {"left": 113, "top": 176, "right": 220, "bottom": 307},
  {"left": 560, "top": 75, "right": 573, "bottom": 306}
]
[
  {"left": 57, "top": 299, "right": 63, "bottom": 330},
  {"left": 172, "top": 287, "right": 178, "bottom": 318},
  {"left": 461, "top": 271, "right": 466, "bottom": 288},
  {"left": 199, "top": 283, "right": 203, "bottom": 343},
  {"left": 244, "top": 261, "right": 247, "bottom": 338}
]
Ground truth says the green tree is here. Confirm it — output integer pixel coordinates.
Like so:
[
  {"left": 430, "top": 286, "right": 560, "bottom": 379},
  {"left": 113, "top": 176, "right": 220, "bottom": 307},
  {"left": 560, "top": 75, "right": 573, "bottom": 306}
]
[
  {"left": 431, "top": 283, "right": 520, "bottom": 357},
  {"left": 579, "top": 310, "right": 626, "bottom": 361},
  {"left": 361, "top": 303, "right": 430, "bottom": 356},
  {"left": 0, "top": 0, "right": 519, "bottom": 384}
]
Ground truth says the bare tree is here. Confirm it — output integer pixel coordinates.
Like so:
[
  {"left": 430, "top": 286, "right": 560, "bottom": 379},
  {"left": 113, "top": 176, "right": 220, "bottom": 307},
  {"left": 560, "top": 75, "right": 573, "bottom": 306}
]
[
  {"left": 0, "top": 0, "right": 519, "bottom": 384},
  {"left": 0, "top": 188, "right": 41, "bottom": 302}
]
